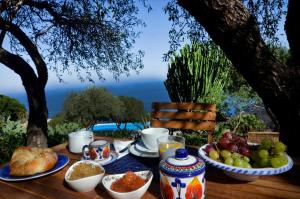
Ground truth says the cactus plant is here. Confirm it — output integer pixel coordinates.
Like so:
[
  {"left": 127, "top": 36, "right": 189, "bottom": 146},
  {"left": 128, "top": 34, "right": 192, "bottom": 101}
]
[{"left": 164, "top": 42, "right": 231, "bottom": 104}]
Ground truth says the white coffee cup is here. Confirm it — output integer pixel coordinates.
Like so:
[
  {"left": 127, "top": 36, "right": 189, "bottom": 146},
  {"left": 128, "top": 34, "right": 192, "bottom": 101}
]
[
  {"left": 141, "top": 128, "right": 169, "bottom": 151},
  {"left": 68, "top": 130, "right": 94, "bottom": 153}
]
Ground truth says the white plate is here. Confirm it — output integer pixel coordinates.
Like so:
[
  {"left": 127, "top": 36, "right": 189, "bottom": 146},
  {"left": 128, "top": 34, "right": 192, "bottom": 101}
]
[
  {"left": 0, "top": 154, "right": 69, "bottom": 182},
  {"left": 129, "top": 142, "right": 159, "bottom": 158},
  {"left": 81, "top": 151, "right": 118, "bottom": 165}
]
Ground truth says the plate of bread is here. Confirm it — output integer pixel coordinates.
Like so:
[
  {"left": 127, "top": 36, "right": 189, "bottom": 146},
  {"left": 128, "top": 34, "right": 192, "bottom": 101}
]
[{"left": 0, "top": 146, "right": 69, "bottom": 182}]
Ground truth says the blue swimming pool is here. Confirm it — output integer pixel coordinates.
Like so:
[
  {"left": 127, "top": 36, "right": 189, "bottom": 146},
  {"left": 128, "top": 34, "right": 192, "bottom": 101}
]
[{"left": 92, "top": 122, "right": 146, "bottom": 131}]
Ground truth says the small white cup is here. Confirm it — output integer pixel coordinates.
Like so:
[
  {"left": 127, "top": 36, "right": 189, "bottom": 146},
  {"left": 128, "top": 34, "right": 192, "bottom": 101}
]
[
  {"left": 141, "top": 128, "right": 169, "bottom": 151},
  {"left": 68, "top": 130, "right": 94, "bottom": 153}
]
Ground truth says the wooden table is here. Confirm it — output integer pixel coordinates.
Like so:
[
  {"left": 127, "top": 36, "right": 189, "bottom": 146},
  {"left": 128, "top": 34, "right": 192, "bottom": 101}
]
[{"left": 1, "top": 136, "right": 300, "bottom": 199}]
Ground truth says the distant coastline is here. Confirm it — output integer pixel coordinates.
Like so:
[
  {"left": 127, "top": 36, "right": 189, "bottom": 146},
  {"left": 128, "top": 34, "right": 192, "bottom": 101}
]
[{"left": 3, "top": 80, "right": 170, "bottom": 118}]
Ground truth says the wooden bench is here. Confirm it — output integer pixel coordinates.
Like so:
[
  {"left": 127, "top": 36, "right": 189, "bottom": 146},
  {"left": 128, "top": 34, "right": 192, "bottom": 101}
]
[
  {"left": 150, "top": 102, "right": 216, "bottom": 143},
  {"left": 247, "top": 132, "right": 280, "bottom": 144}
]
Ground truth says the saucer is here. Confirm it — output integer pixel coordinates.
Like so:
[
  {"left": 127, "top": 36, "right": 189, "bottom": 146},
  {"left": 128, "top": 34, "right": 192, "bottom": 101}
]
[
  {"left": 129, "top": 142, "right": 159, "bottom": 158},
  {"left": 135, "top": 141, "right": 158, "bottom": 153},
  {"left": 81, "top": 151, "right": 118, "bottom": 165}
]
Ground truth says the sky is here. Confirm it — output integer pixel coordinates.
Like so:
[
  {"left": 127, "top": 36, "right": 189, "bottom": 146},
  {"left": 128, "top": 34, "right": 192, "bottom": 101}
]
[
  {"left": 0, "top": 1, "right": 172, "bottom": 93},
  {"left": 0, "top": 1, "right": 289, "bottom": 94}
]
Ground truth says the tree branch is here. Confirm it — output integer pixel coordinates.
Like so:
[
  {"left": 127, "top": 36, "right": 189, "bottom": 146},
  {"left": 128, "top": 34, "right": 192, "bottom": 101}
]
[
  {"left": 23, "top": 0, "right": 62, "bottom": 23},
  {"left": 177, "top": 0, "right": 291, "bottom": 97},
  {"left": 285, "top": 0, "right": 300, "bottom": 66},
  {"left": 0, "top": 17, "right": 48, "bottom": 87},
  {"left": 0, "top": 47, "right": 38, "bottom": 82},
  {"left": 0, "top": 30, "right": 6, "bottom": 46}
]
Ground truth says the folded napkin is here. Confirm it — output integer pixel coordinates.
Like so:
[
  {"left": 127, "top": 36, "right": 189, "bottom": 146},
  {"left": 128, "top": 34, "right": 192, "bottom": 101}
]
[{"left": 113, "top": 140, "right": 133, "bottom": 159}]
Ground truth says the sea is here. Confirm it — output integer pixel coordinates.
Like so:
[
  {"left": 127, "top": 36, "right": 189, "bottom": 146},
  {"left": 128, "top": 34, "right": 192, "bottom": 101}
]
[{"left": 3, "top": 80, "right": 170, "bottom": 118}]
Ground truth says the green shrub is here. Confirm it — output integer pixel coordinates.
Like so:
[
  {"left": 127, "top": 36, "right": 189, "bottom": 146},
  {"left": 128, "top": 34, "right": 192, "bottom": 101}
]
[
  {"left": 48, "top": 122, "right": 83, "bottom": 147},
  {"left": 63, "top": 87, "right": 125, "bottom": 126},
  {"left": 94, "top": 129, "right": 139, "bottom": 139},
  {"left": 0, "top": 95, "right": 27, "bottom": 121},
  {"left": 215, "top": 113, "right": 267, "bottom": 138},
  {"left": 48, "top": 112, "right": 67, "bottom": 127},
  {"left": 0, "top": 118, "right": 26, "bottom": 164}
]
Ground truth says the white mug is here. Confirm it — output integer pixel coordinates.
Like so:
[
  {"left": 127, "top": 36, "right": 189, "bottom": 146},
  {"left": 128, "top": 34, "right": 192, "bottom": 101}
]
[
  {"left": 141, "top": 128, "right": 169, "bottom": 151},
  {"left": 68, "top": 130, "right": 94, "bottom": 153}
]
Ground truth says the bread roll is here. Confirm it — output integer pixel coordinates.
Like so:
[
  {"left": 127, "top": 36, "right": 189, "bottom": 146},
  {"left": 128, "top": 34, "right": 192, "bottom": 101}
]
[{"left": 9, "top": 146, "right": 58, "bottom": 176}]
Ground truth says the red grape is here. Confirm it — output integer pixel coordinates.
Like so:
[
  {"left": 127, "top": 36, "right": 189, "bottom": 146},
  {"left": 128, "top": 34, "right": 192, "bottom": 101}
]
[
  {"left": 219, "top": 137, "right": 231, "bottom": 149},
  {"left": 223, "top": 132, "right": 233, "bottom": 140},
  {"left": 240, "top": 147, "right": 251, "bottom": 157},
  {"left": 228, "top": 143, "right": 238, "bottom": 153},
  {"left": 204, "top": 144, "right": 216, "bottom": 154}
]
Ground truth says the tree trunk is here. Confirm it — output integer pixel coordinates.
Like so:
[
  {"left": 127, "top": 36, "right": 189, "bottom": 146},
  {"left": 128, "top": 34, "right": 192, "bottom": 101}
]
[
  {"left": 178, "top": 0, "right": 300, "bottom": 155},
  {"left": 25, "top": 83, "right": 48, "bottom": 147},
  {"left": 0, "top": 48, "right": 48, "bottom": 147}
]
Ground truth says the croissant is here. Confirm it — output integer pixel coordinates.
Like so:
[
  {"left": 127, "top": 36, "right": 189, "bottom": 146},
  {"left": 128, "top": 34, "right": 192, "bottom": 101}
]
[{"left": 9, "top": 146, "right": 58, "bottom": 176}]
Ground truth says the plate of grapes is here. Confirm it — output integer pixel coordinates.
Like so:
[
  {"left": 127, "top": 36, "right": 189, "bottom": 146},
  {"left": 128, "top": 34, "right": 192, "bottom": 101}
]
[{"left": 198, "top": 132, "right": 293, "bottom": 181}]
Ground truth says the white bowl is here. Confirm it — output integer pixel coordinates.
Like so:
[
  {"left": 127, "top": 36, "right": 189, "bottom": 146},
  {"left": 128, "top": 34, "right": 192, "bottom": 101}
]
[
  {"left": 65, "top": 160, "right": 105, "bottom": 192},
  {"left": 198, "top": 144, "right": 293, "bottom": 181},
  {"left": 102, "top": 171, "right": 153, "bottom": 199}
]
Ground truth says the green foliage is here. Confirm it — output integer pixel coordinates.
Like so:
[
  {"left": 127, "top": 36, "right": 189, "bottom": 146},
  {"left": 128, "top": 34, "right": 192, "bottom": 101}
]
[
  {"left": 63, "top": 87, "right": 125, "bottom": 126},
  {"left": 269, "top": 45, "right": 292, "bottom": 65},
  {"left": 181, "top": 131, "right": 208, "bottom": 147},
  {"left": 216, "top": 113, "right": 267, "bottom": 137},
  {"left": 48, "top": 113, "right": 67, "bottom": 127},
  {"left": 117, "top": 96, "right": 146, "bottom": 123},
  {"left": 0, "top": 95, "right": 27, "bottom": 121},
  {"left": 0, "top": 118, "right": 26, "bottom": 164},
  {"left": 165, "top": 42, "right": 231, "bottom": 105},
  {"left": 48, "top": 122, "right": 83, "bottom": 147},
  {"left": 1, "top": 1, "right": 151, "bottom": 82},
  {"left": 94, "top": 130, "right": 139, "bottom": 140},
  {"left": 164, "top": 0, "right": 286, "bottom": 59}
]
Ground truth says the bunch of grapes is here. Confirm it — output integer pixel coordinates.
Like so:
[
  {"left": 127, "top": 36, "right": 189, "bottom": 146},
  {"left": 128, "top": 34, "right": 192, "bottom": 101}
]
[
  {"left": 218, "top": 132, "right": 250, "bottom": 157},
  {"left": 251, "top": 139, "right": 288, "bottom": 168},
  {"left": 204, "top": 132, "right": 252, "bottom": 168}
]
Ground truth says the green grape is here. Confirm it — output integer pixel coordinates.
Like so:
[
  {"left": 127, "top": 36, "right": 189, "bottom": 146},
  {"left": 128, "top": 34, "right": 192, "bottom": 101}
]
[
  {"left": 242, "top": 161, "right": 252, "bottom": 168},
  {"left": 259, "top": 158, "right": 270, "bottom": 168},
  {"left": 232, "top": 153, "right": 241, "bottom": 160},
  {"left": 243, "top": 156, "right": 250, "bottom": 163},
  {"left": 224, "top": 157, "right": 234, "bottom": 165},
  {"left": 233, "top": 158, "right": 244, "bottom": 167},
  {"left": 220, "top": 150, "right": 232, "bottom": 159},
  {"left": 209, "top": 150, "right": 219, "bottom": 160},
  {"left": 270, "top": 157, "right": 283, "bottom": 168},
  {"left": 251, "top": 150, "right": 259, "bottom": 162},
  {"left": 277, "top": 155, "right": 288, "bottom": 165},
  {"left": 274, "top": 141, "right": 286, "bottom": 153},
  {"left": 258, "top": 149, "right": 269, "bottom": 159},
  {"left": 260, "top": 139, "right": 273, "bottom": 150}
]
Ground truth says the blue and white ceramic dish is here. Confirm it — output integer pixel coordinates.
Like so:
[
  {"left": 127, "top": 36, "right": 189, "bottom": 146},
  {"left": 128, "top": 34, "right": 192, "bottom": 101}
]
[
  {"left": 0, "top": 154, "right": 69, "bottom": 182},
  {"left": 81, "top": 150, "right": 118, "bottom": 165},
  {"left": 198, "top": 144, "right": 293, "bottom": 181}
]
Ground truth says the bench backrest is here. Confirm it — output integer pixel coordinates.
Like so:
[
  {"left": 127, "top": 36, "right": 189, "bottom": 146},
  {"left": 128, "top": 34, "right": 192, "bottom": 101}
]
[{"left": 151, "top": 102, "right": 216, "bottom": 143}]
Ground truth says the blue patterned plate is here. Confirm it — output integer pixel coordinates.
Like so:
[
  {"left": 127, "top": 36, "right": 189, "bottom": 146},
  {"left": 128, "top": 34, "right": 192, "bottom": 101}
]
[
  {"left": 198, "top": 144, "right": 293, "bottom": 181},
  {"left": 0, "top": 154, "right": 69, "bottom": 182}
]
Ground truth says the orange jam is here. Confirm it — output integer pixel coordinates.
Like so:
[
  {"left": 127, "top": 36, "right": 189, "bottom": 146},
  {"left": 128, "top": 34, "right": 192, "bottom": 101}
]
[{"left": 110, "top": 171, "right": 147, "bottom": 192}]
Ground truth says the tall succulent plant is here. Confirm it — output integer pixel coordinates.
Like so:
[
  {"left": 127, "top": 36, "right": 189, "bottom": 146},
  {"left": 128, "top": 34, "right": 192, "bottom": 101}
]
[{"left": 164, "top": 42, "right": 231, "bottom": 104}]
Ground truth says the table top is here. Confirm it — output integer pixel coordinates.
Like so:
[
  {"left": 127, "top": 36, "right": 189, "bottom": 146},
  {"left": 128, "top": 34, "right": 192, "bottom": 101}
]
[{"left": 1, "top": 136, "right": 300, "bottom": 199}]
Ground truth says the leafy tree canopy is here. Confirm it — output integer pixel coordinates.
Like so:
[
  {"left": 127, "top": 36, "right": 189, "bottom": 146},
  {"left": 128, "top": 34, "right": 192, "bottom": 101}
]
[
  {"left": 0, "top": 0, "right": 150, "bottom": 81},
  {"left": 63, "top": 87, "right": 125, "bottom": 126},
  {"left": 164, "top": 0, "right": 286, "bottom": 60},
  {"left": 118, "top": 96, "right": 145, "bottom": 123}
]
